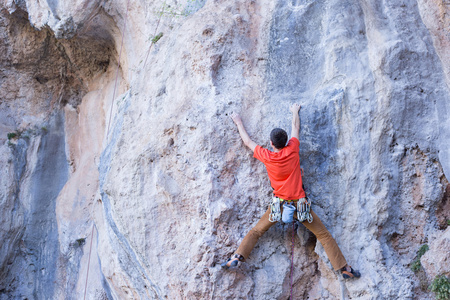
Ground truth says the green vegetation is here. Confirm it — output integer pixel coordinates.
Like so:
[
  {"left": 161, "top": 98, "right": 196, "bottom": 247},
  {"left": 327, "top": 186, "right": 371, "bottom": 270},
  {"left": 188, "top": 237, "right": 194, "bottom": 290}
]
[
  {"left": 75, "top": 238, "right": 86, "bottom": 247},
  {"left": 155, "top": 3, "right": 185, "bottom": 17},
  {"left": 411, "top": 244, "right": 429, "bottom": 272},
  {"left": 154, "top": 0, "right": 206, "bottom": 18},
  {"left": 7, "top": 132, "right": 17, "bottom": 140},
  {"left": 184, "top": 0, "right": 206, "bottom": 15},
  {"left": 429, "top": 275, "right": 450, "bottom": 300},
  {"left": 7, "top": 126, "right": 48, "bottom": 142},
  {"left": 151, "top": 32, "right": 164, "bottom": 44}
]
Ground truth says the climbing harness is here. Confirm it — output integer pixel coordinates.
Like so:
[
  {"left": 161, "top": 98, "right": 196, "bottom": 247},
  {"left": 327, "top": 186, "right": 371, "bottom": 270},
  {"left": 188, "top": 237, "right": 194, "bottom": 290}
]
[
  {"left": 268, "top": 196, "right": 282, "bottom": 222},
  {"left": 269, "top": 196, "right": 313, "bottom": 224},
  {"left": 297, "top": 197, "right": 313, "bottom": 223}
]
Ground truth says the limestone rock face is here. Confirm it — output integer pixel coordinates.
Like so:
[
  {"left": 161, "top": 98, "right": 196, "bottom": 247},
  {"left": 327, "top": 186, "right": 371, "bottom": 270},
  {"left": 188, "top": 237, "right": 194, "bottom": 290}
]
[{"left": 0, "top": 0, "right": 449, "bottom": 299}]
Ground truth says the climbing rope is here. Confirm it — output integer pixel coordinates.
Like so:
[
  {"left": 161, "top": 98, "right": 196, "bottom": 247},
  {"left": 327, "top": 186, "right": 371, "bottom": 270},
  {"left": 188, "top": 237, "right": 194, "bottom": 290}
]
[
  {"left": 84, "top": 0, "right": 131, "bottom": 299},
  {"left": 143, "top": 1, "right": 166, "bottom": 68},
  {"left": 290, "top": 221, "right": 295, "bottom": 299},
  {"left": 83, "top": 224, "right": 95, "bottom": 300},
  {"left": 106, "top": 0, "right": 131, "bottom": 137}
]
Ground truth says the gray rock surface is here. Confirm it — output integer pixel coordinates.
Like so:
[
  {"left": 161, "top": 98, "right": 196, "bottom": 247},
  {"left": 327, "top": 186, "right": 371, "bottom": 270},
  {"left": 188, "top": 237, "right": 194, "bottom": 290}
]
[{"left": 0, "top": 0, "right": 449, "bottom": 299}]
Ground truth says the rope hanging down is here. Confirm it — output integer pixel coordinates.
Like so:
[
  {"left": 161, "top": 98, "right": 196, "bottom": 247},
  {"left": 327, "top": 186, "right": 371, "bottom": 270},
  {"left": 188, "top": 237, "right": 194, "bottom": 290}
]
[
  {"left": 83, "top": 224, "right": 95, "bottom": 300},
  {"left": 144, "top": 1, "right": 166, "bottom": 68},
  {"left": 84, "top": 0, "right": 131, "bottom": 299},
  {"left": 290, "top": 222, "right": 295, "bottom": 299},
  {"left": 106, "top": 0, "right": 131, "bottom": 137}
]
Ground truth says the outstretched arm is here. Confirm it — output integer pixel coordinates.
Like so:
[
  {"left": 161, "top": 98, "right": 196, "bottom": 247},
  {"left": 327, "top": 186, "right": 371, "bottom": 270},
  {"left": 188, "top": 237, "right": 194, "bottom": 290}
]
[
  {"left": 290, "top": 103, "right": 301, "bottom": 140},
  {"left": 231, "top": 112, "right": 257, "bottom": 151}
]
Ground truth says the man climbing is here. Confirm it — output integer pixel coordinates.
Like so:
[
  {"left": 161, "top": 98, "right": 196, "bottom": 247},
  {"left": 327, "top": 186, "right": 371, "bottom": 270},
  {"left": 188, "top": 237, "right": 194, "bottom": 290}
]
[{"left": 221, "top": 103, "right": 361, "bottom": 279}]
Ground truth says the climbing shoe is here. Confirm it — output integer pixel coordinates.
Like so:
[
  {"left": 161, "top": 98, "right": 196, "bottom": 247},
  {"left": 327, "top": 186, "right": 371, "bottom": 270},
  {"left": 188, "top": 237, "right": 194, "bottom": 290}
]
[
  {"left": 221, "top": 254, "right": 244, "bottom": 269},
  {"left": 341, "top": 265, "right": 361, "bottom": 279}
]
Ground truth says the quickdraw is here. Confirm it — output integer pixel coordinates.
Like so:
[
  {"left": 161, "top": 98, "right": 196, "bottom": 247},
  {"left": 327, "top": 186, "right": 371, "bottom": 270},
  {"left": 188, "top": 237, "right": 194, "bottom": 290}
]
[
  {"left": 297, "top": 197, "right": 313, "bottom": 223},
  {"left": 268, "top": 196, "right": 282, "bottom": 222}
]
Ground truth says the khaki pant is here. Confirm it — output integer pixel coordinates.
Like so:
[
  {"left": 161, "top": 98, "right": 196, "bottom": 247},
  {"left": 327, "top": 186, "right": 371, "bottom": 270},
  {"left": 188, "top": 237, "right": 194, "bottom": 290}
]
[{"left": 235, "top": 207, "right": 347, "bottom": 270}]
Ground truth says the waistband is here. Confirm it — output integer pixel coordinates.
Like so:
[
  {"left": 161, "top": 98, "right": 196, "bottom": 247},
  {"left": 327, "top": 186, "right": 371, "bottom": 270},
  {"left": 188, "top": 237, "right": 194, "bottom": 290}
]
[{"left": 275, "top": 197, "right": 306, "bottom": 203}]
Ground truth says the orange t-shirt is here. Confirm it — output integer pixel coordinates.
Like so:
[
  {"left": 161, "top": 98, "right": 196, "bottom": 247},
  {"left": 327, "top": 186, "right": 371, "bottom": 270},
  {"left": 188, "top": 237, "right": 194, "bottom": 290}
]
[{"left": 253, "top": 137, "right": 305, "bottom": 200}]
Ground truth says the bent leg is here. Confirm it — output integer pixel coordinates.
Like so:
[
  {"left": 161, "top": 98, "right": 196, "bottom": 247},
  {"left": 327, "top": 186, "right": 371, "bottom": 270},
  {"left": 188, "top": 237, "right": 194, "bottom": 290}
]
[
  {"left": 301, "top": 210, "right": 347, "bottom": 270},
  {"left": 236, "top": 208, "right": 276, "bottom": 260}
]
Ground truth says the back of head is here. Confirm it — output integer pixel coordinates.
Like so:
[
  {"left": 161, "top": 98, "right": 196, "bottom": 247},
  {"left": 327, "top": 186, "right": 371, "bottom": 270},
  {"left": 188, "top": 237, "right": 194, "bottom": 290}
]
[{"left": 270, "top": 128, "right": 288, "bottom": 149}]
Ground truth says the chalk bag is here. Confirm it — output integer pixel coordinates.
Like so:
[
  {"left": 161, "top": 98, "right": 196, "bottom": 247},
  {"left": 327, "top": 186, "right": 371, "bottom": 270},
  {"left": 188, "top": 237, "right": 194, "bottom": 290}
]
[{"left": 282, "top": 202, "right": 296, "bottom": 223}]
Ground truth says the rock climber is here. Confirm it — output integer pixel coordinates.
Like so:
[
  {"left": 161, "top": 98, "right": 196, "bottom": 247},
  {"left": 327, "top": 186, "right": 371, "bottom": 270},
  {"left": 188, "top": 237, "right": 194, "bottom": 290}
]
[{"left": 221, "top": 103, "right": 361, "bottom": 279}]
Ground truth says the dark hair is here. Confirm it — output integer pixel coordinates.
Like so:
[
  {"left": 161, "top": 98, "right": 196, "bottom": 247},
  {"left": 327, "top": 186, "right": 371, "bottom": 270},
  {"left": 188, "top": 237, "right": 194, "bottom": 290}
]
[{"left": 270, "top": 128, "right": 288, "bottom": 149}]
